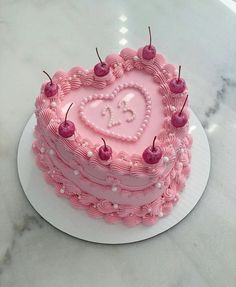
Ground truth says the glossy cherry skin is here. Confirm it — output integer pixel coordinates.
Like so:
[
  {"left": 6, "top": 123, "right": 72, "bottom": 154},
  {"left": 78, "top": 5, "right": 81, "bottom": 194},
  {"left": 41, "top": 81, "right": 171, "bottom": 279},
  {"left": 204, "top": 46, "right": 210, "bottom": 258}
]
[
  {"left": 171, "top": 111, "right": 188, "bottom": 128},
  {"left": 169, "top": 78, "right": 186, "bottom": 94},
  {"left": 94, "top": 63, "right": 110, "bottom": 77},
  {"left": 142, "top": 45, "right": 156, "bottom": 60},
  {"left": 98, "top": 144, "right": 112, "bottom": 161},
  {"left": 58, "top": 121, "right": 75, "bottom": 138},
  {"left": 44, "top": 82, "right": 58, "bottom": 98},
  {"left": 142, "top": 146, "right": 162, "bottom": 164}
]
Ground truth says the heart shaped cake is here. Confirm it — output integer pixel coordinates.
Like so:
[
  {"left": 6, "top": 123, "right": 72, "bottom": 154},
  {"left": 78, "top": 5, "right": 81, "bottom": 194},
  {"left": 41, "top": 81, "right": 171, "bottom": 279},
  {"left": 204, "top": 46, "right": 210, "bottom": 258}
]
[{"left": 33, "top": 45, "right": 192, "bottom": 227}]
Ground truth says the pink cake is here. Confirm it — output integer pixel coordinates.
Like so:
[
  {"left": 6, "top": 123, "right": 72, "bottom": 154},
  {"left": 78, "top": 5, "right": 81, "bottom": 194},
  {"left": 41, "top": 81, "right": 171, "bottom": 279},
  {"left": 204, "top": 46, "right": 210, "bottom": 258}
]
[{"left": 33, "top": 45, "right": 192, "bottom": 227}]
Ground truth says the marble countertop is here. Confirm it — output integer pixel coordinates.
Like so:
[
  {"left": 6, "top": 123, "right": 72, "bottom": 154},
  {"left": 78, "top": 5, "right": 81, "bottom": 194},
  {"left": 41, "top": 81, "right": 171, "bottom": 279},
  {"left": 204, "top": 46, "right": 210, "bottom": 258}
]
[{"left": 0, "top": 0, "right": 236, "bottom": 286}]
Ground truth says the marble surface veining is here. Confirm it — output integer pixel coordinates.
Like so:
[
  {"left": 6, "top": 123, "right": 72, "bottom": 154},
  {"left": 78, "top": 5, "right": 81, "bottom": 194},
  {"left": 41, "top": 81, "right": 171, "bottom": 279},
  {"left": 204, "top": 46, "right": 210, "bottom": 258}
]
[{"left": 0, "top": 0, "right": 236, "bottom": 286}]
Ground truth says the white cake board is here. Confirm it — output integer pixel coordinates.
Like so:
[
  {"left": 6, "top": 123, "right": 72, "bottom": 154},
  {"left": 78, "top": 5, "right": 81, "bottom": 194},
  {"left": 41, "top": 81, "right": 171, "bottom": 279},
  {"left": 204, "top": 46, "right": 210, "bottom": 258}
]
[{"left": 17, "top": 110, "right": 210, "bottom": 244}]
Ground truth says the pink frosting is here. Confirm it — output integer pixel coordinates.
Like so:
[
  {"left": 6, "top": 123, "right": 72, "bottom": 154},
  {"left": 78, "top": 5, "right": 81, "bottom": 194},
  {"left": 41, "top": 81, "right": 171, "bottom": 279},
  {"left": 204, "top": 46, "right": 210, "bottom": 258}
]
[
  {"left": 33, "top": 47, "right": 192, "bottom": 227},
  {"left": 33, "top": 139, "right": 190, "bottom": 226},
  {"left": 105, "top": 54, "right": 124, "bottom": 66},
  {"left": 120, "top": 48, "right": 136, "bottom": 60},
  {"left": 104, "top": 213, "right": 121, "bottom": 224}
]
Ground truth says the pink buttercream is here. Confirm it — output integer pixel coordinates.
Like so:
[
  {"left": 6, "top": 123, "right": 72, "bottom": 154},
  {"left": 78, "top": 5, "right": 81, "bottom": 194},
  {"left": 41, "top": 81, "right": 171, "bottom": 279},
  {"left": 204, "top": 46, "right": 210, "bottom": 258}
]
[
  {"left": 87, "top": 206, "right": 104, "bottom": 219},
  {"left": 105, "top": 54, "right": 124, "bottom": 66},
  {"left": 123, "top": 214, "right": 142, "bottom": 227},
  {"left": 120, "top": 48, "right": 136, "bottom": 60},
  {"left": 33, "top": 47, "right": 192, "bottom": 227},
  {"left": 104, "top": 213, "right": 121, "bottom": 224},
  {"left": 142, "top": 215, "right": 158, "bottom": 226}
]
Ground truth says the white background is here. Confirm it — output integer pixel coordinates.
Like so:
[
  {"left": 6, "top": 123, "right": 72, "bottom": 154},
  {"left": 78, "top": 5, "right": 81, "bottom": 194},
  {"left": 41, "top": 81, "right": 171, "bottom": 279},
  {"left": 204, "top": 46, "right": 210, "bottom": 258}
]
[{"left": 0, "top": 0, "right": 236, "bottom": 286}]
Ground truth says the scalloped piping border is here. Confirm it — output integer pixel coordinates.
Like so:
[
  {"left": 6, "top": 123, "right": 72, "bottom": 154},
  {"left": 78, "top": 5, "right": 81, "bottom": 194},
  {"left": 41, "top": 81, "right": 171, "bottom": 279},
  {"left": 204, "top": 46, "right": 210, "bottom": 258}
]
[{"left": 33, "top": 145, "right": 190, "bottom": 227}]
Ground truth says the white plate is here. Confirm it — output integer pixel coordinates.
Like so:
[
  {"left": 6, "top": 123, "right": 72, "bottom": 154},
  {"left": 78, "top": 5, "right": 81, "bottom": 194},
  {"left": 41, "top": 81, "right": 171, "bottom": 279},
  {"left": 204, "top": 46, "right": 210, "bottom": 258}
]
[{"left": 17, "top": 110, "right": 210, "bottom": 244}]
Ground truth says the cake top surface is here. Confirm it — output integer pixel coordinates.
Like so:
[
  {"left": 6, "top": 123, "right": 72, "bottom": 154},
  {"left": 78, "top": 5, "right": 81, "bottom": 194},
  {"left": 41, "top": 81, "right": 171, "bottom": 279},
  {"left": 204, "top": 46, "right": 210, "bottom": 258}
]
[
  {"left": 36, "top": 47, "right": 189, "bottom": 170},
  {"left": 62, "top": 68, "right": 163, "bottom": 154}
]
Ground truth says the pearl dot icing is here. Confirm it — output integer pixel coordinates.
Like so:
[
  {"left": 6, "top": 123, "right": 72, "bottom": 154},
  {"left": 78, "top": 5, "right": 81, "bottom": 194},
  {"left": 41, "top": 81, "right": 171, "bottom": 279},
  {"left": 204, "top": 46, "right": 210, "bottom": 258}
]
[
  {"left": 73, "top": 170, "right": 79, "bottom": 175},
  {"left": 49, "top": 149, "right": 55, "bottom": 156},
  {"left": 50, "top": 101, "right": 57, "bottom": 108},
  {"left": 112, "top": 186, "right": 117, "bottom": 192},
  {"left": 78, "top": 82, "right": 152, "bottom": 143},
  {"left": 156, "top": 182, "right": 162, "bottom": 189},
  {"left": 40, "top": 147, "right": 45, "bottom": 153},
  {"left": 87, "top": 151, "right": 93, "bottom": 158},
  {"left": 163, "top": 156, "right": 169, "bottom": 163}
]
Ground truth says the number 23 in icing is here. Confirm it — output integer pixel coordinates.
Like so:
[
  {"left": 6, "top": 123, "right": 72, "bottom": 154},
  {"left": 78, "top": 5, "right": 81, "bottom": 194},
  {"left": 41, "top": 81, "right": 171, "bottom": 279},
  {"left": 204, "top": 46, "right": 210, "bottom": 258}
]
[
  {"left": 117, "top": 100, "right": 136, "bottom": 123},
  {"left": 101, "top": 106, "right": 121, "bottom": 128},
  {"left": 102, "top": 100, "right": 136, "bottom": 128}
]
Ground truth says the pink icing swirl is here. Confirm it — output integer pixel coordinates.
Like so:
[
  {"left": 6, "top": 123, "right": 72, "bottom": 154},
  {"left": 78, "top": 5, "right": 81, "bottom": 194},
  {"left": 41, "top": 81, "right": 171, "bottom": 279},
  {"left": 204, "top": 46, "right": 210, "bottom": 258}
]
[
  {"left": 123, "top": 59, "right": 134, "bottom": 71},
  {"left": 104, "top": 213, "right": 121, "bottom": 224},
  {"left": 70, "top": 195, "right": 83, "bottom": 209},
  {"left": 142, "top": 214, "right": 158, "bottom": 226},
  {"left": 38, "top": 109, "right": 54, "bottom": 125},
  {"left": 87, "top": 206, "right": 104, "bottom": 218},
  {"left": 70, "top": 77, "right": 82, "bottom": 90},
  {"left": 163, "top": 64, "right": 176, "bottom": 76},
  {"left": 68, "top": 66, "right": 85, "bottom": 77},
  {"left": 97, "top": 200, "right": 114, "bottom": 213},
  {"left": 120, "top": 48, "right": 136, "bottom": 60},
  {"left": 80, "top": 71, "right": 93, "bottom": 86},
  {"left": 105, "top": 54, "right": 124, "bottom": 66},
  {"left": 52, "top": 70, "right": 67, "bottom": 83},
  {"left": 112, "top": 66, "right": 124, "bottom": 78},
  {"left": 60, "top": 81, "right": 71, "bottom": 95},
  {"left": 35, "top": 94, "right": 49, "bottom": 110},
  {"left": 163, "top": 187, "right": 177, "bottom": 202},
  {"left": 123, "top": 214, "right": 142, "bottom": 227},
  {"left": 162, "top": 202, "right": 173, "bottom": 215}
]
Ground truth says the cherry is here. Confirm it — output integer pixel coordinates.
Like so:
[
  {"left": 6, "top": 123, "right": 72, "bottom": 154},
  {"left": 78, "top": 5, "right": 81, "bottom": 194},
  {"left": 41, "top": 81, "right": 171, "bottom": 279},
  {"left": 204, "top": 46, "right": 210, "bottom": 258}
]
[
  {"left": 142, "top": 26, "right": 156, "bottom": 60},
  {"left": 98, "top": 138, "right": 112, "bottom": 161},
  {"left": 171, "top": 94, "right": 189, "bottom": 128},
  {"left": 169, "top": 65, "right": 186, "bottom": 94},
  {"left": 94, "top": 47, "right": 110, "bottom": 77},
  {"left": 43, "top": 70, "right": 58, "bottom": 98},
  {"left": 142, "top": 136, "right": 162, "bottom": 164},
  {"left": 58, "top": 103, "right": 75, "bottom": 138}
]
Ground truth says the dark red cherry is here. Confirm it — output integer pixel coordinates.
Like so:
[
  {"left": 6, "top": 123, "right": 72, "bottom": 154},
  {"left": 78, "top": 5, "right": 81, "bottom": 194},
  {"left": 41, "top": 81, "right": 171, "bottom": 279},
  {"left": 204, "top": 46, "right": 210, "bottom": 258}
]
[
  {"left": 142, "top": 136, "right": 162, "bottom": 164},
  {"left": 98, "top": 138, "right": 112, "bottom": 160},
  {"left": 43, "top": 70, "right": 58, "bottom": 98},
  {"left": 142, "top": 26, "right": 156, "bottom": 60},
  {"left": 171, "top": 94, "right": 189, "bottom": 128},
  {"left": 94, "top": 48, "right": 110, "bottom": 77},
  {"left": 58, "top": 103, "right": 75, "bottom": 138},
  {"left": 169, "top": 65, "right": 186, "bottom": 94}
]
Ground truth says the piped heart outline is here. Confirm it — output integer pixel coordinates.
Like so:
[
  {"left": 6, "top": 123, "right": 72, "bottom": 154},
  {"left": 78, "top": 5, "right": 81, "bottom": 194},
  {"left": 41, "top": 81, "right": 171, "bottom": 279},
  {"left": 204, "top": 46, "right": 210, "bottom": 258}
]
[{"left": 78, "top": 82, "right": 152, "bottom": 142}]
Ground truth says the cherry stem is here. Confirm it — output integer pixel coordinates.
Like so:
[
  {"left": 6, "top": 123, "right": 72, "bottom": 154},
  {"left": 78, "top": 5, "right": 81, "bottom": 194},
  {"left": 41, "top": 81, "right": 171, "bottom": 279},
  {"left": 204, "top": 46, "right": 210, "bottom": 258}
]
[
  {"left": 177, "top": 65, "right": 181, "bottom": 83},
  {"left": 96, "top": 47, "right": 105, "bottom": 66},
  {"left": 43, "top": 70, "right": 52, "bottom": 85},
  {"left": 148, "top": 26, "right": 152, "bottom": 48},
  {"left": 179, "top": 94, "right": 188, "bottom": 116},
  {"left": 152, "top": 136, "right": 157, "bottom": 152},
  {"left": 101, "top": 138, "right": 107, "bottom": 151},
  {"left": 65, "top": 103, "right": 73, "bottom": 123}
]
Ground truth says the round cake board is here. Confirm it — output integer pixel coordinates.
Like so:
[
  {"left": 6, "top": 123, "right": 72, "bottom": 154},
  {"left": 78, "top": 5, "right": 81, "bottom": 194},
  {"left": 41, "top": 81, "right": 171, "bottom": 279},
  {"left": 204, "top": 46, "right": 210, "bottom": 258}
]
[{"left": 17, "top": 110, "right": 210, "bottom": 244}]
